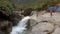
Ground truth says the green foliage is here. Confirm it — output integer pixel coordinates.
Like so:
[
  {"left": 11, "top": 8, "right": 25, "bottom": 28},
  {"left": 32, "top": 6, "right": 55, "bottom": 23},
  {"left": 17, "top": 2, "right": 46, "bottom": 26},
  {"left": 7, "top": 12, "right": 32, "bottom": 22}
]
[
  {"left": 0, "top": 0, "right": 13, "bottom": 16},
  {"left": 0, "top": 0, "right": 59, "bottom": 14},
  {"left": 10, "top": 0, "right": 57, "bottom": 9}
]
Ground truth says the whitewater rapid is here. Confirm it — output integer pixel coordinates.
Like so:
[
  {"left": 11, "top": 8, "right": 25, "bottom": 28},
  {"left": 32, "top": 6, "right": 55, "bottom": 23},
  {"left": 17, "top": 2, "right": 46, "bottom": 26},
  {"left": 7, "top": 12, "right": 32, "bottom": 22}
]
[{"left": 10, "top": 16, "right": 30, "bottom": 34}]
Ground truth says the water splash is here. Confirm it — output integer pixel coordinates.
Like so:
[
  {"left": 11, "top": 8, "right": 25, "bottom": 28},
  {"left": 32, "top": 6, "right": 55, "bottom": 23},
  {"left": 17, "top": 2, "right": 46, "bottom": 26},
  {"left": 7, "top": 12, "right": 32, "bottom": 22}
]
[{"left": 10, "top": 16, "right": 30, "bottom": 34}]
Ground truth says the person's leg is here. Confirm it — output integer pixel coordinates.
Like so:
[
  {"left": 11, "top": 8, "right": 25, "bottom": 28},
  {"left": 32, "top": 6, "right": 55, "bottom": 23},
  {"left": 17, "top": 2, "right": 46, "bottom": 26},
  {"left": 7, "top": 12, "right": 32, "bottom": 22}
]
[{"left": 50, "top": 10, "right": 53, "bottom": 16}]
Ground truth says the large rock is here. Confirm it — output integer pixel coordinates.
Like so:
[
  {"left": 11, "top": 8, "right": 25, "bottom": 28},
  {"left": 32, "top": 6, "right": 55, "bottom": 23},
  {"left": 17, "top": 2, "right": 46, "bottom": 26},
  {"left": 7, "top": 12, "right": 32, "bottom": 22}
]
[
  {"left": 30, "top": 12, "right": 60, "bottom": 34},
  {"left": 52, "top": 27, "right": 60, "bottom": 34},
  {"left": 0, "top": 20, "right": 12, "bottom": 34},
  {"left": 31, "top": 22, "right": 54, "bottom": 34},
  {"left": 10, "top": 11, "right": 23, "bottom": 26}
]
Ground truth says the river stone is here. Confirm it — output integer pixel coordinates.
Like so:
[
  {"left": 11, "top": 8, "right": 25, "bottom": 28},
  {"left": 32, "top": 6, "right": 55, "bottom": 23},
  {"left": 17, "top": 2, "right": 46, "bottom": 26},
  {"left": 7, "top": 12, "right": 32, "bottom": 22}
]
[
  {"left": 30, "top": 19, "right": 37, "bottom": 27},
  {"left": 31, "top": 22, "right": 54, "bottom": 34}
]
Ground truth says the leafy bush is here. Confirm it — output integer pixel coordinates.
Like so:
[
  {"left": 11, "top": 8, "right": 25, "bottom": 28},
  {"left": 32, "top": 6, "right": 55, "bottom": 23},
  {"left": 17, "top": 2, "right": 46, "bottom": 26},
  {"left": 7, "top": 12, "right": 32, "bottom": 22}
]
[{"left": 0, "top": 0, "right": 13, "bottom": 16}]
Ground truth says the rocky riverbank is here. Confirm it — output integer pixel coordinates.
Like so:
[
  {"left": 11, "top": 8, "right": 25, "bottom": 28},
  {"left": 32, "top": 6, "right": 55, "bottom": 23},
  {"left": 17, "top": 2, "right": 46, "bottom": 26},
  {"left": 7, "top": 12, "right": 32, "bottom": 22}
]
[
  {"left": 29, "top": 12, "right": 60, "bottom": 34},
  {"left": 1, "top": 9, "right": 60, "bottom": 34}
]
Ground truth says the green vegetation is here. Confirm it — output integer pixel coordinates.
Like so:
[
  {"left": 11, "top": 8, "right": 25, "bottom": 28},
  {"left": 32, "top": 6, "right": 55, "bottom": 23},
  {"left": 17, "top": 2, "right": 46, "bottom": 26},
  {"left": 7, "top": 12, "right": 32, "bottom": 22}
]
[
  {"left": 0, "top": 0, "right": 60, "bottom": 16},
  {"left": 10, "top": 0, "right": 60, "bottom": 9},
  {"left": 0, "top": 0, "right": 13, "bottom": 16}
]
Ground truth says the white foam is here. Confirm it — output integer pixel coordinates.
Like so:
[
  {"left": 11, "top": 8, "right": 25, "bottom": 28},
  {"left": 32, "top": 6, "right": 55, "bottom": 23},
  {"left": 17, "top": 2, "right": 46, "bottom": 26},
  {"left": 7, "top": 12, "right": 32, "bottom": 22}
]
[{"left": 10, "top": 16, "right": 30, "bottom": 34}]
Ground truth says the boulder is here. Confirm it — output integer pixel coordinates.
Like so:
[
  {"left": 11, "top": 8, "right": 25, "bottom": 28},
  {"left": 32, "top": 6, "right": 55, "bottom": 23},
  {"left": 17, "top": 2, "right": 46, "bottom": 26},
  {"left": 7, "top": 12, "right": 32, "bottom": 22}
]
[
  {"left": 0, "top": 20, "right": 12, "bottom": 34},
  {"left": 31, "top": 22, "right": 54, "bottom": 34},
  {"left": 52, "top": 27, "right": 60, "bottom": 34}
]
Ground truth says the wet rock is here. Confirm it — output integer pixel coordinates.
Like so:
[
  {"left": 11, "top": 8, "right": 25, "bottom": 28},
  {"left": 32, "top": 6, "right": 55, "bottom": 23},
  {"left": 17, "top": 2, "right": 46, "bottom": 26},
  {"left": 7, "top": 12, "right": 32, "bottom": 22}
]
[
  {"left": 30, "top": 19, "right": 37, "bottom": 27},
  {"left": 22, "top": 8, "right": 33, "bottom": 16},
  {"left": 10, "top": 11, "right": 23, "bottom": 26},
  {"left": 0, "top": 20, "right": 12, "bottom": 34}
]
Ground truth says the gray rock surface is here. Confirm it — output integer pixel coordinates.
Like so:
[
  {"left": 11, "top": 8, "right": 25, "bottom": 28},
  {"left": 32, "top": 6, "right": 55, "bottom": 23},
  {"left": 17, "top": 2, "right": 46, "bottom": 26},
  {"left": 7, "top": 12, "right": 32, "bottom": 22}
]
[
  {"left": 52, "top": 27, "right": 60, "bottom": 34},
  {"left": 30, "top": 12, "right": 60, "bottom": 34}
]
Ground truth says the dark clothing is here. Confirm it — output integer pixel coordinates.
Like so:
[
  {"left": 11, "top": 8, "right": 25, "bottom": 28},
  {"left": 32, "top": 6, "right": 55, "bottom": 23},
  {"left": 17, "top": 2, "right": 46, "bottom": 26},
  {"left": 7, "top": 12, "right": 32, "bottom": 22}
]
[{"left": 48, "top": 6, "right": 56, "bottom": 12}]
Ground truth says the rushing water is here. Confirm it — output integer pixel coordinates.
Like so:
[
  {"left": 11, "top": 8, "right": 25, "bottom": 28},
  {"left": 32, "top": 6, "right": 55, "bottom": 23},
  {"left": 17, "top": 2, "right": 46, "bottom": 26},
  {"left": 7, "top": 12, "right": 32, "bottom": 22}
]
[{"left": 10, "top": 16, "right": 30, "bottom": 34}]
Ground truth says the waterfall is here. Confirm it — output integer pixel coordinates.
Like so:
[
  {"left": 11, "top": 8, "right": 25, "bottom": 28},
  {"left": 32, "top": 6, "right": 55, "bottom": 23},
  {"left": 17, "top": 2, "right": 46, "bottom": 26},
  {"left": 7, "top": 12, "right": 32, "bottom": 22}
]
[{"left": 10, "top": 16, "right": 30, "bottom": 34}]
